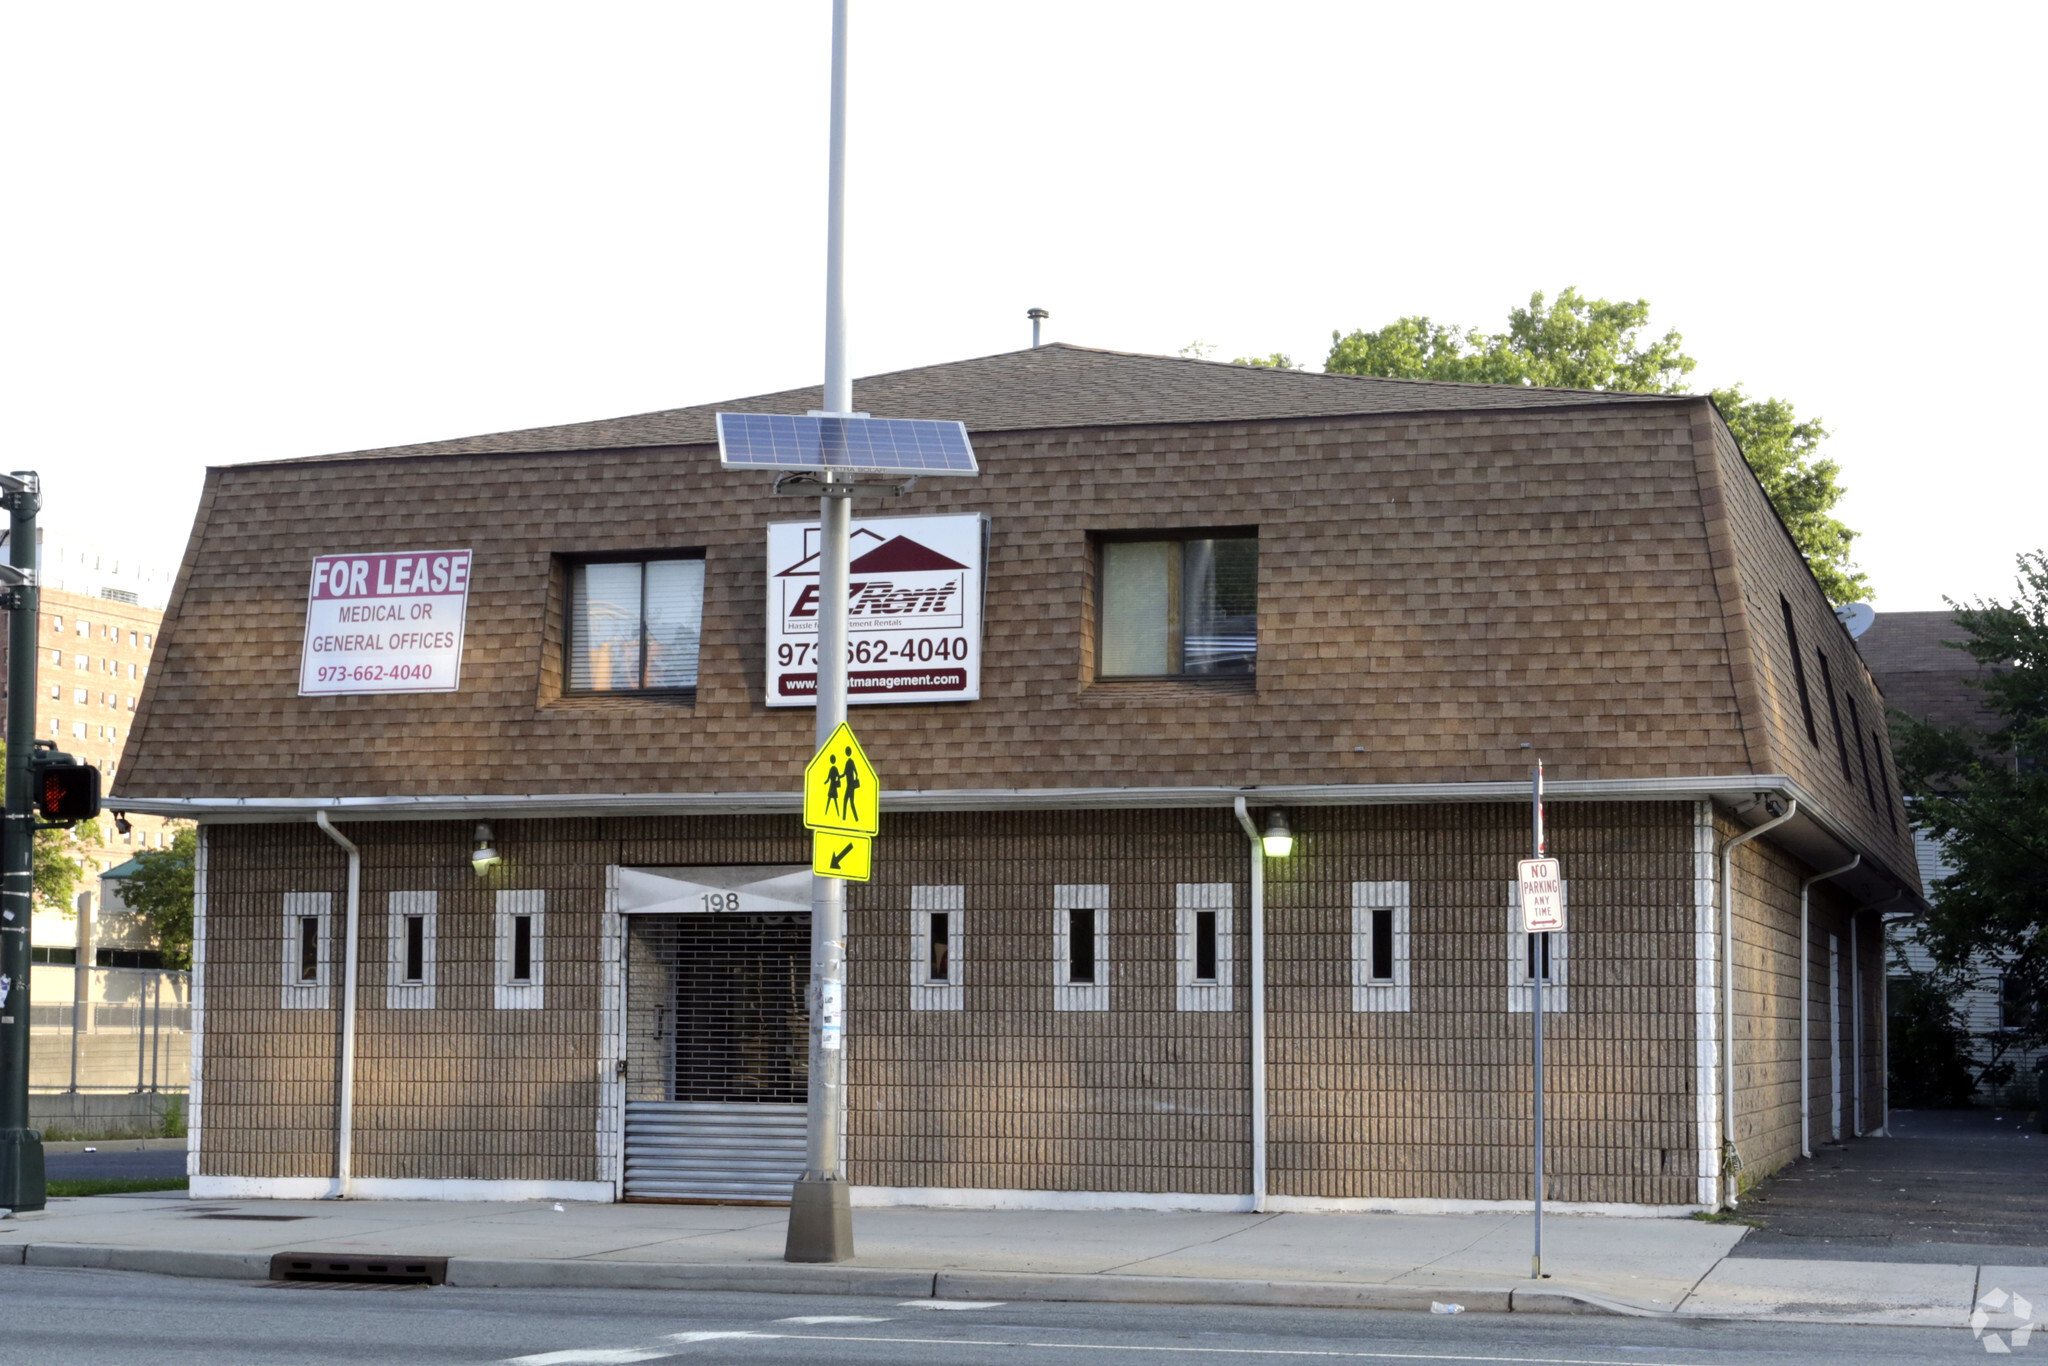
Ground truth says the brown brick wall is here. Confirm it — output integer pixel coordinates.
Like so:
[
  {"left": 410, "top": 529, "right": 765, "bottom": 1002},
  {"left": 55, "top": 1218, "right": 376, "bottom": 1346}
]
[
  {"left": 1267, "top": 802, "right": 1699, "bottom": 1207},
  {"left": 124, "top": 404, "right": 1759, "bottom": 802},
  {"left": 196, "top": 802, "right": 1715, "bottom": 1206},
  {"left": 1722, "top": 815, "right": 1892, "bottom": 1191}
]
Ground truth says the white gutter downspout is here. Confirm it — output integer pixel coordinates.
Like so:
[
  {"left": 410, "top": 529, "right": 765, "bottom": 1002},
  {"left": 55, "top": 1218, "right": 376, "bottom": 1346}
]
[
  {"left": 1800, "top": 855, "right": 1858, "bottom": 1159},
  {"left": 1233, "top": 797, "right": 1267, "bottom": 1213},
  {"left": 314, "top": 811, "right": 360, "bottom": 1199},
  {"left": 1717, "top": 799, "right": 1796, "bottom": 1209},
  {"left": 1868, "top": 891, "right": 1905, "bottom": 1137}
]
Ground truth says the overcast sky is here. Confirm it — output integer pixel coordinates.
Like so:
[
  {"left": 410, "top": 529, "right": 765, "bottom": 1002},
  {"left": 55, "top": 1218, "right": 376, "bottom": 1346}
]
[{"left": 6, "top": 2, "right": 2040, "bottom": 611}]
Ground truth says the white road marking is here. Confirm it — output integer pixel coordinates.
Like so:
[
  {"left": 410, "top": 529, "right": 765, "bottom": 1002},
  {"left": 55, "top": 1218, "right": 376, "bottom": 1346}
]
[
  {"left": 898, "top": 1298, "right": 1006, "bottom": 1310},
  {"left": 664, "top": 1332, "right": 1717, "bottom": 1366},
  {"left": 502, "top": 1350, "right": 673, "bottom": 1366},
  {"left": 775, "top": 1315, "right": 894, "bottom": 1324},
  {"left": 666, "top": 1332, "right": 779, "bottom": 1343}
]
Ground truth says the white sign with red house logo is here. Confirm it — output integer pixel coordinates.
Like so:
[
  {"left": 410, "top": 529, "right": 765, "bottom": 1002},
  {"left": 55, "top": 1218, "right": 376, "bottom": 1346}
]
[
  {"left": 1516, "top": 858, "right": 1565, "bottom": 933},
  {"left": 299, "top": 549, "right": 473, "bottom": 696},
  {"left": 765, "top": 513, "right": 985, "bottom": 707}
]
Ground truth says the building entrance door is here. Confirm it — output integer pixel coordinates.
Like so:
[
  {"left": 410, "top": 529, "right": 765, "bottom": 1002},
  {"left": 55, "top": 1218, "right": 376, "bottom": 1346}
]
[{"left": 619, "top": 866, "right": 811, "bottom": 1203}]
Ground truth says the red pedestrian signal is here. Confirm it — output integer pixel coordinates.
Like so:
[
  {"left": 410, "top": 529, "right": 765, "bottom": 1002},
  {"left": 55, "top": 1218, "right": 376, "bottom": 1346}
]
[{"left": 34, "top": 761, "right": 100, "bottom": 822}]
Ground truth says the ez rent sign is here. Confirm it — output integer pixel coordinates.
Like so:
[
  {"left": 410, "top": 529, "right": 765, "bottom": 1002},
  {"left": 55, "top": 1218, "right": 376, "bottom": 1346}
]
[
  {"left": 766, "top": 513, "right": 985, "bottom": 706},
  {"left": 299, "top": 549, "right": 473, "bottom": 696}
]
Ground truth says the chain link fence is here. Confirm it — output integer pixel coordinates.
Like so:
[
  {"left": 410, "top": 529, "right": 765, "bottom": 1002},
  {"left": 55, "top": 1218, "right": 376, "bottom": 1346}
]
[{"left": 25, "top": 964, "right": 191, "bottom": 1093}]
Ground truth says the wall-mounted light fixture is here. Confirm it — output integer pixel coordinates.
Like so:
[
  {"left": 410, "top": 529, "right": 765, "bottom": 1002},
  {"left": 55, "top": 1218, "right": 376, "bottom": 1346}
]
[
  {"left": 471, "top": 822, "right": 501, "bottom": 876},
  {"left": 1261, "top": 810, "right": 1293, "bottom": 859}
]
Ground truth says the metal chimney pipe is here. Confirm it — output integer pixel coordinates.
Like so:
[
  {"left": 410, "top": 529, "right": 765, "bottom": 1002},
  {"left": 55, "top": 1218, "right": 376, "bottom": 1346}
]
[{"left": 1028, "top": 307, "right": 1048, "bottom": 347}]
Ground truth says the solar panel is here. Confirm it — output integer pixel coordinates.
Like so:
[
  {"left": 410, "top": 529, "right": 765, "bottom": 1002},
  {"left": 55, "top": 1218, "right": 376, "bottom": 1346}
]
[{"left": 716, "top": 412, "right": 979, "bottom": 477}]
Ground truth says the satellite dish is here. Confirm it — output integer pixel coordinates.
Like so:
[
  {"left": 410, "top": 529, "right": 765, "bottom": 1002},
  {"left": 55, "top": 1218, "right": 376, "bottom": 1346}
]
[{"left": 1836, "top": 602, "right": 1875, "bottom": 639}]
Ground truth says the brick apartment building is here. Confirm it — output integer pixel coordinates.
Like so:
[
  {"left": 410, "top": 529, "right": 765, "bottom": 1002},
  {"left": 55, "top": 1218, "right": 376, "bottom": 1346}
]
[
  {"left": 1, "top": 536, "right": 181, "bottom": 880},
  {"left": 113, "top": 345, "right": 1922, "bottom": 1214}
]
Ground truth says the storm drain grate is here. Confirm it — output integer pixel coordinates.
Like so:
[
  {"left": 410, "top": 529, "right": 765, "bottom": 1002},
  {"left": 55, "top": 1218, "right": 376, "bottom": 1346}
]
[{"left": 268, "top": 1253, "right": 448, "bottom": 1285}]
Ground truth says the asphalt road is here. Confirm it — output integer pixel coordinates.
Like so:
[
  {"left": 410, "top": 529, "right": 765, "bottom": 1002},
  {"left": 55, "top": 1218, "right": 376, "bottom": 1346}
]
[
  {"left": 0, "top": 1265, "right": 1993, "bottom": 1366},
  {"left": 44, "top": 1148, "right": 186, "bottom": 1182},
  {"left": 1736, "top": 1107, "right": 2048, "bottom": 1264}
]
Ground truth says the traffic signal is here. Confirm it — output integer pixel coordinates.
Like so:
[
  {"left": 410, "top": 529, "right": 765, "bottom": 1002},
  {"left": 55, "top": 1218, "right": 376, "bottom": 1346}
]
[{"left": 33, "top": 758, "right": 100, "bottom": 822}]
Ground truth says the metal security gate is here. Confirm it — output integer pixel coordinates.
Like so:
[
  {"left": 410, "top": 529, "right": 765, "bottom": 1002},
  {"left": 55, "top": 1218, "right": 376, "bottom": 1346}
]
[{"left": 622, "top": 881, "right": 811, "bottom": 1203}]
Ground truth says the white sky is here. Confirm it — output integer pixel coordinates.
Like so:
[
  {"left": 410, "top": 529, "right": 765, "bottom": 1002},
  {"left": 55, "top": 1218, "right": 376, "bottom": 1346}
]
[{"left": 6, "top": 2, "right": 2041, "bottom": 611}]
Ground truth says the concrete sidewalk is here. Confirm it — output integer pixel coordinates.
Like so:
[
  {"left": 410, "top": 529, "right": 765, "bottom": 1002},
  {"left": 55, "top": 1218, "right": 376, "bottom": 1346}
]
[{"left": 0, "top": 1192, "right": 2032, "bottom": 1327}]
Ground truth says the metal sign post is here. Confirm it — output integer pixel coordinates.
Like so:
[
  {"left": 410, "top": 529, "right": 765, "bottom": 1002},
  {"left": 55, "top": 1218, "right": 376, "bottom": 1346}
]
[
  {"left": 786, "top": 0, "right": 858, "bottom": 1265},
  {"left": 714, "top": 0, "right": 977, "bottom": 1262},
  {"left": 0, "top": 471, "right": 44, "bottom": 1213}
]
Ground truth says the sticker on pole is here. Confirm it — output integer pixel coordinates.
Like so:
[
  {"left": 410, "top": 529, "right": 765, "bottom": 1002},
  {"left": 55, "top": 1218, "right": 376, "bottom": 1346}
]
[
  {"left": 1517, "top": 858, "right": 1565, "bottom": 932},
  {"left": 299, "top": 549, "right": 473, "bottom": 695},
  {"left": 804, "top": 722, "right": 879, "bottom": 837},
  {"left": 813, "top": 831, "right": 872, "bottom": 882}
]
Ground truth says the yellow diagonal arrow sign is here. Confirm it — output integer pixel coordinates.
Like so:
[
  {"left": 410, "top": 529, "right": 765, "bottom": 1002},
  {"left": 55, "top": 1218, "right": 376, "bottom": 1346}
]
[
  {"left": 803, "top": 721, "right": 879, "bottom": 837},
  {"left": 813, "top": 831, "right": 872, "bottom": 882}
]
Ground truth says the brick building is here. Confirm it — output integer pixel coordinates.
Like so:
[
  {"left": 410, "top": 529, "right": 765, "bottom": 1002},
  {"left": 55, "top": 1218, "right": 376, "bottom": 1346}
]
[
  {"left": 0, "top": 539, "right": 182, "bottom": 885},
  {"left": 112, "top": 345, "right": 1921, "bottom": 1213}
]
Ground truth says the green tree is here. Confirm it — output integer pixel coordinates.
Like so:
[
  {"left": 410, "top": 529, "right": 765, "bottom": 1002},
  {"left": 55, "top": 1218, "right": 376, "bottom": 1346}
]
[
  {"left": 1324, "top": 289, "right": 1868, "bottom": 602},
  {"left": 1892, "top": 551, "right": 2048, "bottom": 1091},
  {"left": 121, "top": 826, "right": 197, "bottom": 971},
  {"left": 1230, "top": 353, "right": 1297, "bottom": 370}
]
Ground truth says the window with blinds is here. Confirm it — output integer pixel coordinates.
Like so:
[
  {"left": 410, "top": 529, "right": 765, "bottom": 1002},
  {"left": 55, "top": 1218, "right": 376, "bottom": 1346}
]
[
  {"left": 567, "top": 556, "right": 706, "bottom": 693},
  {"left": 1098, "top": 534, "right": 1256, "bottom": 678}
]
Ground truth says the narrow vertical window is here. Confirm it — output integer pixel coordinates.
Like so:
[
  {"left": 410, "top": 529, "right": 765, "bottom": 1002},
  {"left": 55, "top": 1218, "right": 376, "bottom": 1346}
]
[
  {"left": 387, "top": 891, "right": 437, "bottom": 1009},
  {"left": 1816, "top": 650, "right": 1853, "bottom": 779},
  {"left": 1193, "top": 911, "right": 1218, "bottom": 981},
  {"left": 1175, "top": 883, "right": 1233, "bottom": 1011},
  {"left": 494, "top": 889, "right": 544, "bottom": 1009},
  {"left": 1054, "top": 885, "right": 1110, "bottom": 1011},
  {"left": 1846, "top": 694, "right": 1876, "bottom": 811},
  {"left": 1780, "top": 595, "right": 1819, "bottom": 746},
  {"left": 512, "top": 915, "right": 533, "bottom": 982},
  {"left": 929, "top": 911, "right": 951, "bottom": 982},
  {"left": 911, "top": 886, "right": 965, "bottom": 1011},
  {"left": 1068, "top": 908, "right": 1096, "bottom": 983},
  {"left": 1526, "top": 932, "right": 1552, "bottom": 981},
  {"left": 1873, "top": 734, "right": 1898, "bottom": 833},
  {"left": 1351, "top": 883, "right": 1411, "bottom": 1011},
  {"left": 282, "top": 892, "right": 332, "bottom": 1009}
]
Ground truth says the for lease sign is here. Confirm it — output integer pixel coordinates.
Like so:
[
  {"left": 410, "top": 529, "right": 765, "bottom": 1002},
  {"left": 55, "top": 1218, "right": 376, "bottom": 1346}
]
[
  {"left": 299, "top": 550, "right": 473, "bottom": 696},
  {"left": 765, "top": 513, "right": 984, "bottom": 707}
]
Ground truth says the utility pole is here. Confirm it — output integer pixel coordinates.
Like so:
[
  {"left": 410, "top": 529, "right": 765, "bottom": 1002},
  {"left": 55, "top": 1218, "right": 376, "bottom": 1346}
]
[
  {"left": 786, "top": 0, "right": 856, "bottom": 1264},
  {"left": 0, "top": 470, "right": 44, "bottom": 1212}
]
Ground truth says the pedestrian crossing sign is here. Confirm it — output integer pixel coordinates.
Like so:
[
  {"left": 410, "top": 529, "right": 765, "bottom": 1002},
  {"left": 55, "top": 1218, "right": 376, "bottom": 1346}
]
[
  {"left": 803, "top": 722, "right": 879, "bottom": 837},
  {"left": 813, "top": 831, "right": 872, "bottom": 882}
]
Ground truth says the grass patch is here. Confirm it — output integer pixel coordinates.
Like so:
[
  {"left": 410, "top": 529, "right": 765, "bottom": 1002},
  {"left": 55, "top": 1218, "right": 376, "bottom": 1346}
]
[
  {"left": 1690, "top": 1210, "right": 1764, "bottom": 1228},
  {"left": 46, "top": 1177, "right": 188, "bottom": 1198}
]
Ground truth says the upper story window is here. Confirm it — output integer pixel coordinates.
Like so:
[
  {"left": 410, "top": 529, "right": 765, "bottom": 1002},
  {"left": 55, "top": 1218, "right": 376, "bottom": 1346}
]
[
  {"left": 1098, "top": 532, "right": 1256, "bottom": 679},
  {"left": 566, "top": 555, "right": 706, "bottom": 694}
]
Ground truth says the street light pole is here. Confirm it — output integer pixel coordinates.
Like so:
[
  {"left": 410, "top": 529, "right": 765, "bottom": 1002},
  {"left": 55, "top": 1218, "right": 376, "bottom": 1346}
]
[
  {"left": 786, "top": 0, "right": 856, "bottom": 1264},
  {"left": 0, "top": 470, "right": 44, "bottom": 1212},
  {"left": 1530, "top": 756, "right": 1545, "bottom": 1281}
]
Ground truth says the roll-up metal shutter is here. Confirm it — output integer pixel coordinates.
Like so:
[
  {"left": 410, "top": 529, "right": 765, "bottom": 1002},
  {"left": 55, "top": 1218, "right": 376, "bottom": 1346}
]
[{"left": 623, "top": 901, "right": 810, "bottom": 1202}]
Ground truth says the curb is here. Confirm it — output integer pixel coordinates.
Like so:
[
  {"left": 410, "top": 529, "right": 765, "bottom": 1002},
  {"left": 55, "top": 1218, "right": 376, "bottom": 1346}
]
[{"left": 0, "top": 1242, "right": 1643, "bottom": 1316}]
